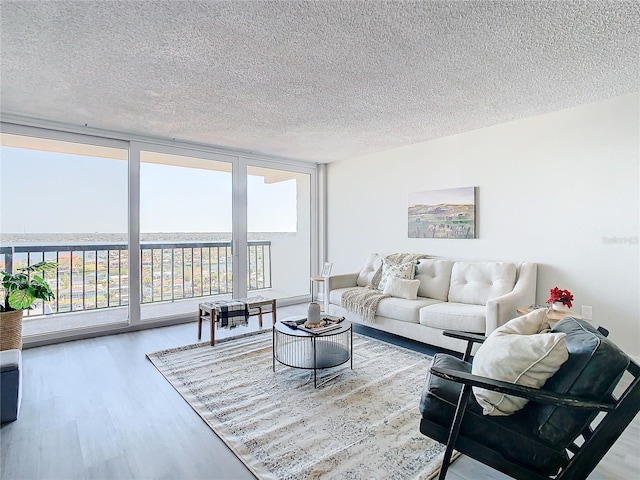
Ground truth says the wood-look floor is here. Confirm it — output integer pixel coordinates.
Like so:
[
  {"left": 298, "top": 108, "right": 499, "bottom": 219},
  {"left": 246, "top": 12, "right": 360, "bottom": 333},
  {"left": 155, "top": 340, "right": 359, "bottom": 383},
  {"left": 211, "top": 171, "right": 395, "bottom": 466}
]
[{"left": 1, "top": 305, "right": 639, "bottom": 480}]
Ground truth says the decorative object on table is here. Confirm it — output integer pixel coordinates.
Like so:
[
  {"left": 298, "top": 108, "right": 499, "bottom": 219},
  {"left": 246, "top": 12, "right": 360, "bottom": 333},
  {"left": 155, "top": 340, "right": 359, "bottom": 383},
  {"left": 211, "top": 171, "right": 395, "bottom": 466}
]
[
  {"left": 305, "top": 301, "right": 322, "bottom": 327},
  {"left": 1, "top": 261, "right": 57, "bottom": 350},
  {"left": 281, "top": 318, "right": 307, "bottom": 330},
  {"left": 297, "top": 315, "right": 346, "bottom": 334},
  {"left": 546, "top": 286, "right": 574, "bottom": 312},
  {"left": 298, "top": 319, "right": 342, "bottom": 335},
  {"left": 311, "top": 264, "right": 332, "bottom": 305},
  {"left": 408, "top": 186, "right": 476, "bottom": 239},
  {"left": 147, "top": 331, "right": 456, "bottom": 479},
  {"left": 321, "top": 262, "right": 333, "bottom": 276}
]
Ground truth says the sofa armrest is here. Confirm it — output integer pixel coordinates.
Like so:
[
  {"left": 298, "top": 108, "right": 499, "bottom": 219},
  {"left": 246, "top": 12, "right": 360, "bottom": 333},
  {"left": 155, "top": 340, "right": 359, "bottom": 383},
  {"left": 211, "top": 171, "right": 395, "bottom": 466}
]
[
  {"left": 485, "top": 262, "right": 537, "bottom": 335},
  {"left": 324, "top": 273, "right": 359, "bottom": 310},
  {"left": 326, "top": 272, "right": 359, "bottom": 290}
]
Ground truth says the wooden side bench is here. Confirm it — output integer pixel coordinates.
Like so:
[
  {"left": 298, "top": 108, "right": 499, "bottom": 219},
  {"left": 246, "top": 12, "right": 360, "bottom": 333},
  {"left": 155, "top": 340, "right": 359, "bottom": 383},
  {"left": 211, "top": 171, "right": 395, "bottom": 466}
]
[{"left": 198, "top": 296, "right": 277, "bottom": 346}]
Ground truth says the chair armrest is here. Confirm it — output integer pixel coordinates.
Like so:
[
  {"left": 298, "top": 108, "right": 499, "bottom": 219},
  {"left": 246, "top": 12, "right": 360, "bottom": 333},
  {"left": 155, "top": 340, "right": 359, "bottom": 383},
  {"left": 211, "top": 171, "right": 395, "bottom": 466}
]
[
  {"left": 442, "top": 330, "right": 486, "bottom": 344},
  {"left": 430, "top": 365, "right": 614, "bottom": 411},
  {"left": 442, "top": 330, "right": 486, "bottom": 362}
]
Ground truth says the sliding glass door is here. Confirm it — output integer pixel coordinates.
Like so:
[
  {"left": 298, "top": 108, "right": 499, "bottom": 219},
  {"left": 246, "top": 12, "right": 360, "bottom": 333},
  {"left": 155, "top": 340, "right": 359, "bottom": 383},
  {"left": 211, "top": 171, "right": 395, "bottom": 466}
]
[
  {"left": 138, "top": 153, "right": 315, "bottom": 321},
  {"left": 1, "top": 123, "right": 318, "bottom": 343},
  {"left": 247, "top": 164, "right": 312, "bottom": 301},
  {"left": 0, "top": 130, "right": 130, "bottom": 337},
  {"left": 139, "top": 148, "right": 235, "bottom": 321}
]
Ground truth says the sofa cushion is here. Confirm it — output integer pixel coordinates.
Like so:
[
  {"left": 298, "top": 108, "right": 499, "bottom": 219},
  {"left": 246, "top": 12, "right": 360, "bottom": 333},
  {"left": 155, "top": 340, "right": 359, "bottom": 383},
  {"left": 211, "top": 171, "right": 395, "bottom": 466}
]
[
  {"left": 528, "top": 317, "right": 630, "bottom": 447},
  {"left": 420, "top": 353, "right": 568, "bottom": 475},
  {"left": 330, "top": 288, "right": 437, "bottom": 322},
  {"left": 448, "top": 262, "right": 517, "bottom": 305},
  {"left": 471, "top": 309, "right": 569, "bottom": 416},
  {"left": 329, "top": 287, "right": 352, "bottom": 305},
  {"left": 382, "top": 277, "right": 420, "bottom": 300},
  {"left": 376, "top": 296, "right": 438, "bottom": 323},
  {"left": 378, "top": 258, "right": 417, "bottom": 290},
  {"left": 414, "top": 259, "right": 454, "bottom": 301},
  {"left": 419, "top": 302, "right": 486, "bottom": 333},
  {"left": 356, "top": 253, "right": 382, "bottom": 287}
]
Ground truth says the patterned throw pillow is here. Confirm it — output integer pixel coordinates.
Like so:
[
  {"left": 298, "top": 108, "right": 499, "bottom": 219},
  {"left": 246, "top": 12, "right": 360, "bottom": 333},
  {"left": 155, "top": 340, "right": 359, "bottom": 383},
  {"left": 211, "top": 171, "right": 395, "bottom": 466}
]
[{"left": 378, "top": 259, "right": 417, "bottom": 291}]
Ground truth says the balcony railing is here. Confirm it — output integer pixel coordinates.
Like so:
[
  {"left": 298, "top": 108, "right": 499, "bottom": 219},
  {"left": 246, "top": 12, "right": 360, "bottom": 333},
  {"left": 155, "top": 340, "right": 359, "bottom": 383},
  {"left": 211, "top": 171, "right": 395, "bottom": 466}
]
[{"left": 0, "top": 241, "right": 271, "bottom": 316}]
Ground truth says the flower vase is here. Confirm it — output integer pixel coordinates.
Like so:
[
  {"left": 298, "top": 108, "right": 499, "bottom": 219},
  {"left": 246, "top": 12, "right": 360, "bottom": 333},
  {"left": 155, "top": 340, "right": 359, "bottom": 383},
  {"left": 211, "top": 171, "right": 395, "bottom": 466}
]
[{"left": 551, "top": 302, "right": 570, "bottom": 312}]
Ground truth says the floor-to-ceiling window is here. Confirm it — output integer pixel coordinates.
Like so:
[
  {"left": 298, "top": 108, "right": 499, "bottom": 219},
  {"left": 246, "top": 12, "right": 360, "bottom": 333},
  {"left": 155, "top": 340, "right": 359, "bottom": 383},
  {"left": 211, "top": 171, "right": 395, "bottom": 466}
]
[
  {"left": 247, "top": 164, "right": 312, "bottom": 301},
  {"left": 138, "top": 147, "right": 235, "bottom": 321},
  {"left": 0, "top": 130, "right": 130, "bottom": 338},
  {"left": 0, "top": 123, "right": 317, "bottom": 344}
]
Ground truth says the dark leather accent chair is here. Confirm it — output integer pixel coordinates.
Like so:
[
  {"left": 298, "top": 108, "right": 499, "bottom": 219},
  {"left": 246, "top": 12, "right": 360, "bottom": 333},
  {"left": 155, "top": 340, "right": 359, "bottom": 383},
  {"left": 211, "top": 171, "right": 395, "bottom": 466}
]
[{"left": 419, "top": 317, "right": 640, "bottom": 480}]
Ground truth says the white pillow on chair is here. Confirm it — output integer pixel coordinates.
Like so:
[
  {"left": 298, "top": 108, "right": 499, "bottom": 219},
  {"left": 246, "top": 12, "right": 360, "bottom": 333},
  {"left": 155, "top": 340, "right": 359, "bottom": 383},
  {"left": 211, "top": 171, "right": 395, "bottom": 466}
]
[{"left": 471, "top": 309, "right": 569, "bottom": 416}]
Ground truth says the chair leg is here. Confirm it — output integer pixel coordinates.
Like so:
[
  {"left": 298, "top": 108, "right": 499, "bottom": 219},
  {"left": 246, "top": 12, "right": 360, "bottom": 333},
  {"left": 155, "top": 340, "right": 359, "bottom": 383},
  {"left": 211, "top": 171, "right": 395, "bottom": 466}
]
[
  {"left": 462, "top": 340, "right": 474, "bottom": 362},
  {"left": 438, "top": 383, "right": 472, "bottom": 480}
]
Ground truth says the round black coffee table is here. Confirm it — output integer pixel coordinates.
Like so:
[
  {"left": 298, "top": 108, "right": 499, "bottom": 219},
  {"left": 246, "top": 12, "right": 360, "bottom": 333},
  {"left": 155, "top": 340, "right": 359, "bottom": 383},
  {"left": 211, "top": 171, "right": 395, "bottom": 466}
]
[{"left": 272, "top": 318, "right": 352, "bottom": 388}]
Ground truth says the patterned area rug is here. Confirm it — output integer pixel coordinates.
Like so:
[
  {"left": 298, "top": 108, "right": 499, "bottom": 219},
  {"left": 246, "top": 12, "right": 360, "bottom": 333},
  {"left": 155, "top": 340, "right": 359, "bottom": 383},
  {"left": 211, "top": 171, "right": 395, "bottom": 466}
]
[{"left": 147, "top": 330, "right": 454, "bottom": 480}]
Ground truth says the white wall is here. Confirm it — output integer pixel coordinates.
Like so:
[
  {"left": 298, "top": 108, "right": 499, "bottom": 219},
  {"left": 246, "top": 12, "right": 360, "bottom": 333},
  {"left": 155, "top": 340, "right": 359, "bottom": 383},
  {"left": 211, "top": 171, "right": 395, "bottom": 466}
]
[{"left": 327, "top": 94, "right": 639, "bottom": 356}]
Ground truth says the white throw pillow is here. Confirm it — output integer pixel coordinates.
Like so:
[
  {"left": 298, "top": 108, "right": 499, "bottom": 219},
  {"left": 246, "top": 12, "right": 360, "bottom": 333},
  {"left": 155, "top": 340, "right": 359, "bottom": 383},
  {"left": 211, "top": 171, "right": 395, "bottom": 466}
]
[
  {"left": 382, "top": 277, "right": 420, "bottom": 300},
  {"left": 378, "top": 259, "right": 417, "bottom": 290},
  {"left": 471, "top": 309, "right": 569, "bottom": 416},
  {"left": 357, "top": 253, "right": 382, "bottom": 287}
]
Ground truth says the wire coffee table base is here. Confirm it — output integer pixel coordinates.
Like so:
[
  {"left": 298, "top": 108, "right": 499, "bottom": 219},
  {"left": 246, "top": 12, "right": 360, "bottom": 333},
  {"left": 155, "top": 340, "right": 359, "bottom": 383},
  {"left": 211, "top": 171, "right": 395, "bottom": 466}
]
[{"left": 273, "top": 319, "right": 353, "bottom": 388}]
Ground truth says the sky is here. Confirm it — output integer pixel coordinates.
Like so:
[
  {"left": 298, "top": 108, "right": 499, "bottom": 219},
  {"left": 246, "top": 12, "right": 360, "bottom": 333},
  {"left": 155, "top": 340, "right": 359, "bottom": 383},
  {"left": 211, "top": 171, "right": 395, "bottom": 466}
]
[
  {"left": 408, "top": 186, "right": 475, "bottom": 207},
  {"left": 0, "top": 146, "right": 301, "bottom": 234}
]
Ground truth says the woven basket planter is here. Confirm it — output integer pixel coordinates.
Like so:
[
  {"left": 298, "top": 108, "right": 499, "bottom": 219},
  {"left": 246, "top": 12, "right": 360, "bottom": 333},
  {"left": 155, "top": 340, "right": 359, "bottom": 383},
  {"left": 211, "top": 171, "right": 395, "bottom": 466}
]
[{"left": 0, "top": 310, "right": 24, "bottom": 350}]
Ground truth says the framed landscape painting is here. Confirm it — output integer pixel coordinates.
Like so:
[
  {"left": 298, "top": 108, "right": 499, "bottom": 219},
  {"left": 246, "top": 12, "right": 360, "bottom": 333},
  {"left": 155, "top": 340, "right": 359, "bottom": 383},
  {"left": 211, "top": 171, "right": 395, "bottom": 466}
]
[{"left": 408, "top": 187, "right": 476, "bottom": 239}]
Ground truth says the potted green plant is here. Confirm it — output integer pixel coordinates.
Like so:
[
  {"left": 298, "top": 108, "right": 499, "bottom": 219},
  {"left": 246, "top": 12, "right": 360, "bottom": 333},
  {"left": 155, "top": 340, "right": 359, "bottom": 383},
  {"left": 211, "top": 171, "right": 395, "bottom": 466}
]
[{"left": 1, "top": 261, "right": 58, "bottom": 350}]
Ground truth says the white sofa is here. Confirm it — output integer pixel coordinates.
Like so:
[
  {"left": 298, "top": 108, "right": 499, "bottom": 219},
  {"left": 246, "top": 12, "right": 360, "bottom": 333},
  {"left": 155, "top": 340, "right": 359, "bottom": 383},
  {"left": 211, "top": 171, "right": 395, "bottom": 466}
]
[{"left": 325, "top": 254, "right": 537, "bottom": 353}]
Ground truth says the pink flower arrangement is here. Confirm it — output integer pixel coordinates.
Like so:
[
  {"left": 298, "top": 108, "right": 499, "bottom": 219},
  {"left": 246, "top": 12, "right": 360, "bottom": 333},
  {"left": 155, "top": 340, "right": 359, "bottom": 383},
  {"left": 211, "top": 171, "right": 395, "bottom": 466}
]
[{"left": 547, "top": 287, "right": 574, "bottom": 309}]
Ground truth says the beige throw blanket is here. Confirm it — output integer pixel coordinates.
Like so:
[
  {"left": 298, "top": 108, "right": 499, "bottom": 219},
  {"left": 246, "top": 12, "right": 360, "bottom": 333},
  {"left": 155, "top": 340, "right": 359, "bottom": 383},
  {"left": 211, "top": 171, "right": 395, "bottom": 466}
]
[
  {"left": 340, "top": 287, "right": 390, "bottom": 321},
  {"left": 341, "top": 253, "right": 429, "bottom": 321}
]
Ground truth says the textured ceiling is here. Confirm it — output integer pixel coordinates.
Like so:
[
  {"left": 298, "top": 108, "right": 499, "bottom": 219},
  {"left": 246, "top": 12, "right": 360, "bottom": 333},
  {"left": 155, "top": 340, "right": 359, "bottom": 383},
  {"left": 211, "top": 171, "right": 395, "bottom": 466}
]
[{"left": 1, "top": 1, "right": 639, "bottom": 163}]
